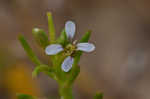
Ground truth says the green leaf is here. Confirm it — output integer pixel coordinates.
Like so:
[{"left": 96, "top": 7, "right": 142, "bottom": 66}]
[
  {"left": 47, "top": 12, "right": 56, "bottom": 44},
  {"left": 32, "top": 64, "right": 55, "bottom": 79},
  {"left": 18, "top": 35, "right": 41, "bottom": 65},
  {"left": 67, "top": 66, "right": 80, "bottom": 85},
  {"left": 17, "top": 93, "right": 36, "bottom": 99},
  {"left": 32, "top": 28, "right": 49, "bottom": 49},
  {"left": 80, "top": 30, "right": 91, "bottom": 43},
  {"left": 94, "top": 92, "right": 103, "bottom": 99},
  {"left": 56, "top": 29, "right": 68, "bottom": 46}
]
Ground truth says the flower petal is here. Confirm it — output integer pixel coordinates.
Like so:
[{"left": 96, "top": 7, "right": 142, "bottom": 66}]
[
  {"left": 77, "top": 43, "right": 95, "bottom": 52},
  {"left": 45, "top": 44, "right": 63, "bottom": 55},
  {"left": 65, "top": 21, "right": 76, "bottom": 39},
  {"left": 61, "top": 56, "right": 74, "bottom": 72}
]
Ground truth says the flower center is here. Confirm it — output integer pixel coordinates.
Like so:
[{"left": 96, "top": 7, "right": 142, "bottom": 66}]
[{"left": 64, "top": 44, "right": 77, "bottom": 56}]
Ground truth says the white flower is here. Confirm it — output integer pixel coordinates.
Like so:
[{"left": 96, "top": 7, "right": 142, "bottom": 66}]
[
  {"left": 61, "top": 56, "right": 74, "bottom": 72},
  {"left": 45, "top": 21, "right": 95, "bottom": 72},
  {"left": 65, "top": 21, "right": 76, "bottom": 39}
]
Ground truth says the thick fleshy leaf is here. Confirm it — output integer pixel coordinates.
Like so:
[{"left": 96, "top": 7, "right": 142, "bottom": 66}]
[
  {"left": 77, "top": 43, "right": 95, "bottom": 52},
  {"left": 65, "top": 21, "right": 76, "bottom": 39},
  {"left": 67, "top": 65, "right": 80, "bottom": 86},
  {"left": 45, "top": 44, "right": 63, "bottom": 55},
  {"left": 61, "top": 56, "right": 74, "bottom": 72},
  {"left": 18, "top": 35, "right": 41, "bottom": 65},
  {"left": 32, "top": 64, "right": 54, "bottom": 78},
  {"left": 80, "top": 30, "right": 91, "bottom": 43},
  {"left": 47, "top": 12, "right": 56, "bottom": 43},
  {"left": 56, "top": 29, "right": 69, "bottom": 46},
  {"left": 32, "top": 28, "right": 49, "bottom": 49}
]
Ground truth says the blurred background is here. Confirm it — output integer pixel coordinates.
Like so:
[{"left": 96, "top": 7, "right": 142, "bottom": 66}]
[{"left": 1, "top": 0, "right": 150, "bottom": 99}]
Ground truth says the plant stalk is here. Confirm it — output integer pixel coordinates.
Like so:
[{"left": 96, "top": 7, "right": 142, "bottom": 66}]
[{"left": 59, "top": 84, "right": 74, "bottom": 99}]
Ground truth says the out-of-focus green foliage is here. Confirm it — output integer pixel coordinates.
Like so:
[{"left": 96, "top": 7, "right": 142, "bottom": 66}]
[
  {"left": 17, "top": 93, "right": 36, "bottom": 99},
  {"left": 94, "top": 92, "right": 103, "bottom": 99}
]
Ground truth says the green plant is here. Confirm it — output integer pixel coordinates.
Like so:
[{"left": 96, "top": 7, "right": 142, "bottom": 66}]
[{"left": 18, "top": 12, "right": 103, "bottom": 99}]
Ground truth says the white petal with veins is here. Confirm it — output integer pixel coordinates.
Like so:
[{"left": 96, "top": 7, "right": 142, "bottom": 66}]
[
  {"left": 45, "top": 44, "right": 63, "bottom": 55},
  {"left": 61, "top": 56, "right": 74, "bottom": 72},
  {"left": 77, "top": 43, "right": 95, "bottom": 52},
  {"left": 65, "top": 21, "right": 76, "bottom": 39}
]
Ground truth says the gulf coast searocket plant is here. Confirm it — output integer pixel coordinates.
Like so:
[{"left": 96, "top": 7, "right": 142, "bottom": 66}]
[{"left": 18, "top": 12, "right": 103, "bottom": 99}]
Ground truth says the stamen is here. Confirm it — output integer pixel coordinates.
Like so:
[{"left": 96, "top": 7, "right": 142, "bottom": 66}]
[
  {"left": 73, "top": 40, "right": 78, "bottom": 45},
  {"left": 64, "top": 44, "right": 77, "bottom": 56}
]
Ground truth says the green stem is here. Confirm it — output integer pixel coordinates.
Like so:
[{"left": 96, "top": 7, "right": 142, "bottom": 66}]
[
  {"left": 59, "top": 84, "right": 74, "bottom": 99},
  {"left": 47, "top": 12, "right": 56, "bottom": 44}
]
